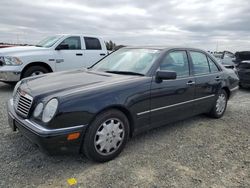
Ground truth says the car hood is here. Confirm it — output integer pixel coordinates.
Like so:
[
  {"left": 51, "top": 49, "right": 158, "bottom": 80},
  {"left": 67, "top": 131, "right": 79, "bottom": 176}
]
[
  {"left": 0, "top": 46, "right": 46, "bottom": 56},
  {"left": 20, "top": 69, "right": 140, "bottom": 97}
]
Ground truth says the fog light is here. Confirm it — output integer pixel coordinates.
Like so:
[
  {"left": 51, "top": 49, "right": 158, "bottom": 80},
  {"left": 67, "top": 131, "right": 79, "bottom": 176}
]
[{"left": 67, "top": 132, "right": 80, "bottom": 140}]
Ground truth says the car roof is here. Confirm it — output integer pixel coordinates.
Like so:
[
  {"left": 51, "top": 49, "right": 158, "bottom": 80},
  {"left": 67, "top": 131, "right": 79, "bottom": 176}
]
[
  {"left": 55, "top": 34, "right": 102, "bottom": 39},
  {"left": 123, "top": 46, "right": 206, "bottom": 52}
]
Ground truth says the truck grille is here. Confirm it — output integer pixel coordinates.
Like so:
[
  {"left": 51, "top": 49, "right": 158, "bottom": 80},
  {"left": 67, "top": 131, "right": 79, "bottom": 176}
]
[{"left": 14, "top": 89, "right": 33, "bottom": 118}]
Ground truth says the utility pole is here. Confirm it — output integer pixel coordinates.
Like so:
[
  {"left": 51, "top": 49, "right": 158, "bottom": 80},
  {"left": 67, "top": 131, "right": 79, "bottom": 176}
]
[{"left": 16, "top": 34, "right": 19, "bottom": 44}]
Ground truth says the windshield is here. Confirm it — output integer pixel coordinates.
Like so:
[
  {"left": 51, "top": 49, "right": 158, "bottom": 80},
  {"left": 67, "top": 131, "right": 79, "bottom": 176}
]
[
  {"left": 36, "top": 36, "right": 62, "bottom": 48},
  {"left": 91, "top": 48, "right": 160, "bottom": 75}
]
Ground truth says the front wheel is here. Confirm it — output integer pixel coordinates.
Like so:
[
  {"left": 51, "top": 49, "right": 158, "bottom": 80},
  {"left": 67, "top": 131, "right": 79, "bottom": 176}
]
[
  {"left": 22, "top": 66, "right": 49, "bottom": 78},
  {"left": 82, "top": 110, "right": 130, "bottom": 162},
  {"left": 209, "top": 90, "right": 228, "bottom": 118}
]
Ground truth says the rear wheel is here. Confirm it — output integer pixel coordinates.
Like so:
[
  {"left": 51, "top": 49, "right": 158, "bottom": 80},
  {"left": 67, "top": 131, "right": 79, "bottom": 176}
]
[
  {"left": 22, "top": 66, "right": 49, "bottom": 78},
  {"left": 82, "top": 110, "right": 129, "bottom": 162},
  {"left": 209, "top": 89, "right": 228, "bottom": 118}
]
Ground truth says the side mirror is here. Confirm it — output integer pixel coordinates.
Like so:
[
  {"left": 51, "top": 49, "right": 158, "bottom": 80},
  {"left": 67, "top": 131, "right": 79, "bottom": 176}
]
[
  {"left": 55, "top": 44, "right": 69, "bottom": 50},
  {"left": 156, "top": 70, "right": 177, "bottom": 82}
]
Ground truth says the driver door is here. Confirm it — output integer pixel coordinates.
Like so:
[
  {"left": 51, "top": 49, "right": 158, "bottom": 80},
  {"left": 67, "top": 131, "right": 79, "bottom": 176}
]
[
  {"left": 149, "top": 50, "right": 196, "bottom": 128},
  {"left": 55, "top": 36, "right": 84, "bottom": 71}
]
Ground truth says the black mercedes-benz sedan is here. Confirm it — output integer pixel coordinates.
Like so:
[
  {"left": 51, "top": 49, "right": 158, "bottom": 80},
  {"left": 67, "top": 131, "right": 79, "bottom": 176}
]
[{"left": 7, "top": 47, "right": 239, "bottom": 162}]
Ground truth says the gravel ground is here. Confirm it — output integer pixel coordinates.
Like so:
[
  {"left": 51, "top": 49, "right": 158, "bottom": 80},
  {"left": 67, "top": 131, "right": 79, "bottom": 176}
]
[{"left": 0, "top": 82, "right": 249, "bottom": 188}]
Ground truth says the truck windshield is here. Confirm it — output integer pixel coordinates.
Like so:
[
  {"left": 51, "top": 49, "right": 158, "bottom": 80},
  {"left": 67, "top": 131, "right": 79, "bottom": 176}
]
[
  {"left": 36, "top": 36, "right": 62, "bottom": 48},
  {"left": 91, "top": 48, "right": 160, "bottom": 75}
]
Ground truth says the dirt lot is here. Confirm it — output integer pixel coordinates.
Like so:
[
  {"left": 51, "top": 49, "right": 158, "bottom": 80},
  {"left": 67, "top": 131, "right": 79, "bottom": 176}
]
[{"left": 0, "top": 82, "right": 249, "bottom": 188}]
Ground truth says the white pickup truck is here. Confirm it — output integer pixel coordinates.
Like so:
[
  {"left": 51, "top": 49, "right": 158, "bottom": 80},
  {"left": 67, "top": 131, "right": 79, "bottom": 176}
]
[{"left": 0, "top": 34, "right": 108, "bottom": 83}]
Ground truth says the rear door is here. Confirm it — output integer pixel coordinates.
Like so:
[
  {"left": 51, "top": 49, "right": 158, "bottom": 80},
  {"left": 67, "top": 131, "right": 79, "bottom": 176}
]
[
  {"left": 55, "top": 36, "right": 84, "bottom": 71},
  {"left": 149, "top": 50, "right": 196, "bottom": 128},
  {"left": 83, "top": 37, "right": 107, "bottom": 68},
  {"left": 188, "top": 51, "right": 222, "bottom": 114}
]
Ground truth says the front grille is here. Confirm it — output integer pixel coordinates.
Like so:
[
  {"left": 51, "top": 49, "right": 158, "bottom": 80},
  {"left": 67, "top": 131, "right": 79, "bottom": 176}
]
[{"left": 14, "top": 89, "right": 33, "bottom": 118}]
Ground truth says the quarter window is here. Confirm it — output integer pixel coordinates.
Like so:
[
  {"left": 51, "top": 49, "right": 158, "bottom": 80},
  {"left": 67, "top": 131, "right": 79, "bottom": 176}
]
[
  {"left": 84, "top": 37, "right": 102, "bottom": 50},
  {"left": 59, "top": 36, "right": 81, "bottom": 50},
  {"left": 160, "top": 51, "right": 189, "bottom": 77},
  {"left": 208, "top": 57, "right": 219, "bottom": 72},
  {"left": 190, "top": 51, "right": 210, "bottom": 75}
]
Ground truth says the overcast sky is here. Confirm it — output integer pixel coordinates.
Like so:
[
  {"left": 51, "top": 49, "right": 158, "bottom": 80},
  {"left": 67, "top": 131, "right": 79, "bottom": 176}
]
[{"left": 0, "top": 0, "right": 250, "bottom": 51}]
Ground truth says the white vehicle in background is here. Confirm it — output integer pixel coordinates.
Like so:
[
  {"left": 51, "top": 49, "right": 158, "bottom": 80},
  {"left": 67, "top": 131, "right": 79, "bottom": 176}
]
[
  {"left": 211, "top": 51, "right": 238, "bottom": 73},
  {"left": 0, "top": 34, "right": 108, "bottom": 83}
]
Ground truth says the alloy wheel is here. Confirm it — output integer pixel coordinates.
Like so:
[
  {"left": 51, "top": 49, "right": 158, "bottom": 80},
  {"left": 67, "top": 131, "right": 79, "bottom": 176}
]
[
  {"left": 216, "top": 93, "right": 227, "bottom": 115},
  {"left": 31, "top": 71, "right": 44, "bottom": 76},
  {"left": 94, "top": 118, "right": 125, "bottom": 156}
]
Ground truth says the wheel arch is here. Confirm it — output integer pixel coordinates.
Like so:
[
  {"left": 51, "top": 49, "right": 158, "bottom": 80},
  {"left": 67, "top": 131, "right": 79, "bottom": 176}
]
[
  {"left": 221, "top": 86, "right": 230, "bottom": 99},
  {"left": 88, "top": 105, "right": 135, "bottom": 138},
  {"left": 21, "top": 62, "right": 53, "bottom": 78}
]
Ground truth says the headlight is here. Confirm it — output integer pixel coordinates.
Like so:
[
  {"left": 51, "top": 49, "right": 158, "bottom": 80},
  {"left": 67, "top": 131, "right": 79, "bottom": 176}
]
[
  {"left": 1, "top": 56, "right": 23, "bottom": 66},
  {"left": 33, "top": 103, "right": 44, "bottom": 118},
  {"left": 42, "top": 98, "right": 58, "bottom": 123},
  {"left": 13, "top": 80, "right": 22, "bottom": 97}
]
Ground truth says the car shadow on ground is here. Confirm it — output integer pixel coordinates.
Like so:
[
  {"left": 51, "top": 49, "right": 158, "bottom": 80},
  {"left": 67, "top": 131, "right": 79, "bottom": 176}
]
[
  {"left": 0, "top": 83, "right": 14, "bottom": 92},
  {"left": 4, "top": 101, "right": 235, "bottom": 186},
  {"left": 239, "top": 87, "right": 250, "bottom": 92},
  {"left": 8, "top": 114, "right": 206, "bottom": 167}
]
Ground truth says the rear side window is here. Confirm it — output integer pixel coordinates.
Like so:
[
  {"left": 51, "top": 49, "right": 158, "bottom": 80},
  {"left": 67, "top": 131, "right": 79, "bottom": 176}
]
[
  {"left": 190, "top": 51, "right": 210, "bottom": 75},
  {"left": 208, "top": 57, "right": 220, "bottom": 72},
  {"left": 60, "top": 36, "right": 81, "bottom": 50},
  {"left": 160, "top": 51, "right": 189, "bottom": 78},
  {"left": 84, "top": 37, "right": 102, "bottom": 50}
]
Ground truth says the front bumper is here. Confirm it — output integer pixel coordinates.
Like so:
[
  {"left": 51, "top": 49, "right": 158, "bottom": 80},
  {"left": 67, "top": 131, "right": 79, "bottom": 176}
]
[
  {"left": 7, "top": 99, "right": 87, "bottom": 154},
  {"left": 0, "top": 66, "right": 21, "bottom": 82}
]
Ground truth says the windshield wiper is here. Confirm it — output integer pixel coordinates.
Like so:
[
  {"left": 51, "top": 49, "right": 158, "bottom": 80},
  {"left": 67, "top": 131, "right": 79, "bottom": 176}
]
[
  {"left": 105, "top": 70, "right": 144, "bottom": 76},
  {"left": 35, "top": 45, "right": 43, "bottom": 47}
]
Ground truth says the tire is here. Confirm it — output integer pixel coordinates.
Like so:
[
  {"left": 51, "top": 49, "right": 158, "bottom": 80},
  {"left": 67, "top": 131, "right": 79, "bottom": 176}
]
[
  {"left": 82, "top": 109, "right": 130, "bottom": 162},
  {"left": 209, "top": 89, "right": 228, "bottom": 118},
  {"left": 22, "top": 66, "right": 49, "bottom": 78}
]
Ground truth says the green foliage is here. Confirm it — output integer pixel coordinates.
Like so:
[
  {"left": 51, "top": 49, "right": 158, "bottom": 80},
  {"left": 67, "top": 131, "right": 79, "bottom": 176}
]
[{"left": 105, "top": 40, "right": 116, "bottom": 51}]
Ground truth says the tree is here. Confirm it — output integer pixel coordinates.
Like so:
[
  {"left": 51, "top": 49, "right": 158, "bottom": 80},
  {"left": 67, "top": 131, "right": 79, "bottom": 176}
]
[{"left": 105, "top": 40, "right": 116, "bottom": 51}]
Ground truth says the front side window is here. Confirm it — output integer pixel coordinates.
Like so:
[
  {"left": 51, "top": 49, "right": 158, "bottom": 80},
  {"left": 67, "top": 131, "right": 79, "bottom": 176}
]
[
  {"left": 84, "top": 37, "right": 101, "bottom": 50},
  {"left": 160, "top": 51, "right": 189, "bottom": 78},
  {"left": 91, "top": 48, "right": 160, "bottom": 75},
  {"left": 59, "top": 36, "right": 81, "bottom": 50},
  {"left": 208, "top": 57, "right": 219, "bottom": 73},
  {"left": 36, "top": 35, "right": 62, "bottom": 48},
  {"left": 190, "top": 51, "right": 210, "bottom": 75}
]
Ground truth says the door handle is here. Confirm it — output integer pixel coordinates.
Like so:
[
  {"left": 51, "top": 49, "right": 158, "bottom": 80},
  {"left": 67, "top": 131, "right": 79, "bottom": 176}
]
[
  {"left": 186, "top": 81, "right": 195, "bottom": 86},
  {"left": 215, "top": 76, "right": 221, "bottom": 81},
  {"left": 100, "top": 53, "right": 106, "bottom": 56},
  {"left": 76, "top": 53, "right": 83, "bottom": 56}
]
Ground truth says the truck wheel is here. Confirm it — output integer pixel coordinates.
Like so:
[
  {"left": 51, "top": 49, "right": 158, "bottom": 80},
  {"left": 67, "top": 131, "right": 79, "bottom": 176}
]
[
  {"left": 209, "top": 89, "right": 228, "bottom": 118},
  {"left": 22, "top": 66, "right": 49, "bottom": 78},
  {"left": 82, "top": 109, "right": 130, "bottom": 162}
]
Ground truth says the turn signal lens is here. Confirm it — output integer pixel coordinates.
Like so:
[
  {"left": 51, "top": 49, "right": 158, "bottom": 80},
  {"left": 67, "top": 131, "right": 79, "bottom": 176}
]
[{"left": 67, "top": 132, "right": 80, "bottom": 140}]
